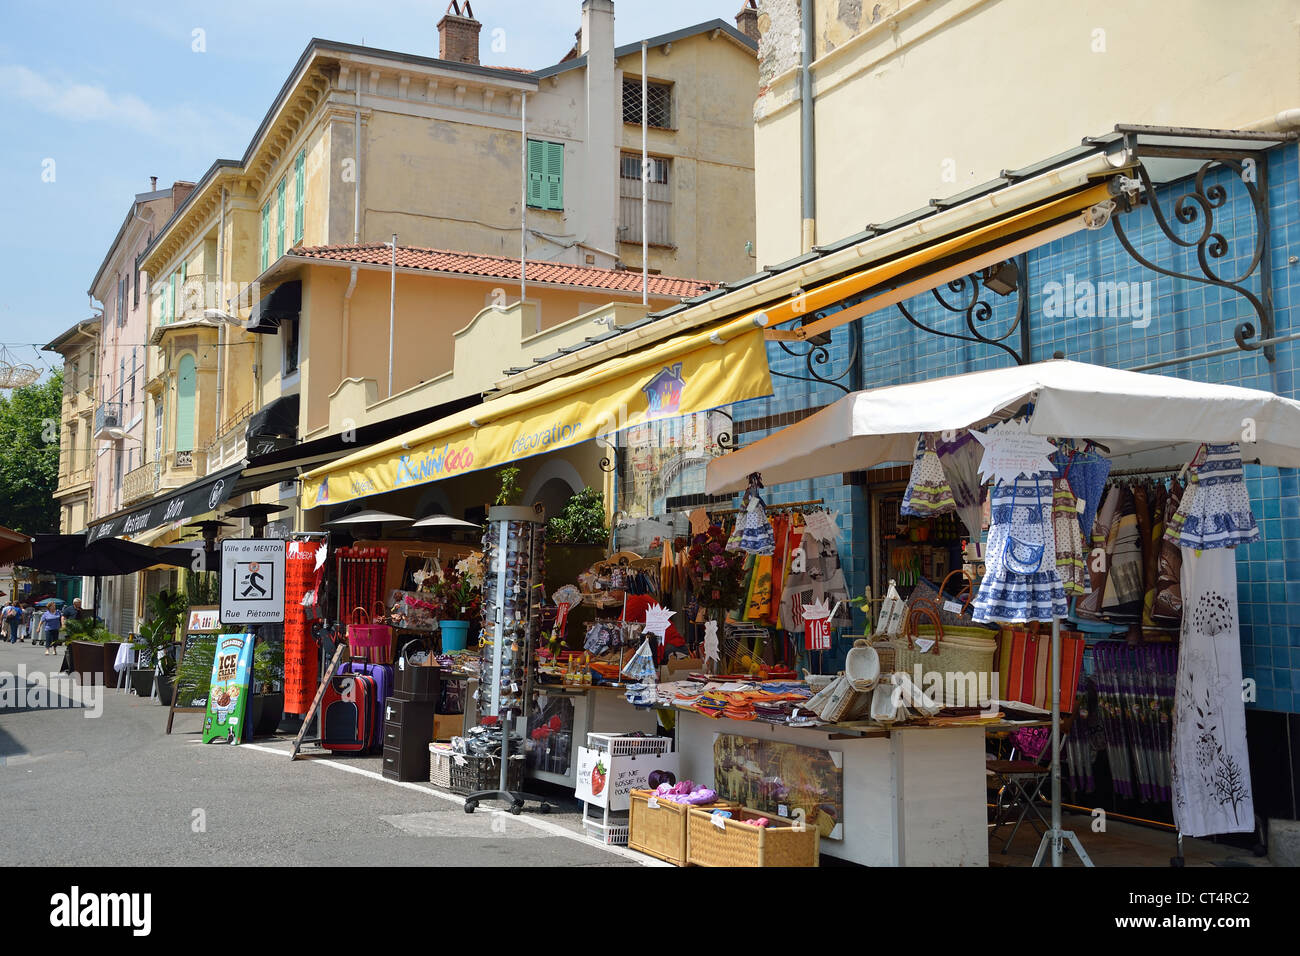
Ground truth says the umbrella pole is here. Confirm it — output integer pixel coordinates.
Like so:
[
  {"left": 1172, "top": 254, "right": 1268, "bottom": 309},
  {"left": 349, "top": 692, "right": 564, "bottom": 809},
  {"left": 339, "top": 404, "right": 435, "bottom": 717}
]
[{"left": 1033, "top": 616, "right": 1094, "bottom": 867}]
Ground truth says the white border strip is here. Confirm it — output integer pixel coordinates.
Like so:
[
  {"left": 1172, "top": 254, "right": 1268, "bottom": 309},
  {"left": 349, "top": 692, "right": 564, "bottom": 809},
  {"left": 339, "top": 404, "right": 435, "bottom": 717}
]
[{"left": 237, "top": 742, "right": 667, "bottom": 866}]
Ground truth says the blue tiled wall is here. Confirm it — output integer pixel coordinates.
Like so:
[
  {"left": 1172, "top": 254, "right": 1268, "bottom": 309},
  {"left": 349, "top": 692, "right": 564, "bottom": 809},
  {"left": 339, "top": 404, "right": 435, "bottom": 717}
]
[{"left": 734, "top": 144, "right": 1300, "bottom": 709}]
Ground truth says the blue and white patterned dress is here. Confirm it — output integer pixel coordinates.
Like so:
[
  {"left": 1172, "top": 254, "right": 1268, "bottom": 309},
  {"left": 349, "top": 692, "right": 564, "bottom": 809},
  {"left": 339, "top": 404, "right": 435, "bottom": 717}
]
[
  {"left": 972, "top": 474, "right": 1069, "bottom": 624},
  {"left": 1164, "top": 443, "right": 1259, "bottom": 550}
]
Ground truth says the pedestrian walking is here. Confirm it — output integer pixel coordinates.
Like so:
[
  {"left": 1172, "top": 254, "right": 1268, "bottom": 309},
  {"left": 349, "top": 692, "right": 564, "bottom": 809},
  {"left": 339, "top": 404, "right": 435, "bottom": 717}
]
[
  {"left": 2, "top": 601, "right": 18, "bottom": 643},
  {"left": 40, "top": 602, "right": 63, "bottom": 655}
]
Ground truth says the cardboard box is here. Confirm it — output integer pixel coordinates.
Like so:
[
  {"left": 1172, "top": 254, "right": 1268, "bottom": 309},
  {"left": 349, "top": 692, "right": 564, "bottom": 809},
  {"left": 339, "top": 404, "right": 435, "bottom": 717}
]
[{"left": 433, "top": 712, "right": 464, "bottom": 741}]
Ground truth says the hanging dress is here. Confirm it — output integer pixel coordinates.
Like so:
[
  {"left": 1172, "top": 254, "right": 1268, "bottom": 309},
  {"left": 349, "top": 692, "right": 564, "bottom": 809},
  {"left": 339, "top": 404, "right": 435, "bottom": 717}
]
[
  {"left": 972, "top": 474, "right": 1068, "bottom": 624},
  {"left": 1075, "top": 483, "right": 1121, "bottom": 621},
  {"left": 1165, "top": 443, "right": 1260, "bottom": 550},
  {"left": 901, "top": 434, "right": 957, "bottom": 516},
  {"left": 1171, "top": 547, "right": 1254, "bottom": 837},
  {"left": 1101, "top": 485, "right": 1145, "bottom": 621},
  {"left": 1052, "top": 477, "right": 1088, "bottom": 596},
  {"left": 1151, "top": 479, "right": 1185, "bottom": 627}
]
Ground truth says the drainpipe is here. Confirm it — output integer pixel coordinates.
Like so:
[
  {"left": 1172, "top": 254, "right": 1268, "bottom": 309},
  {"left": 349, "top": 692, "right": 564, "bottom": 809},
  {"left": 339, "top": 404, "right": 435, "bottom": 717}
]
[
  {"left": 800, "top": 0, "right": 816, "bottom": 253},
  {"left": 1241, "top": 107, "right": 1300, "bottom": 132},
  {"left": 215, "top": 187, "right": 226, "bottom": 434},
  {"left": 341, "top": 265, "right": 359, "bottom": 379},
  {"left": 354, "top": 70, "right": 362, "bottom": 243},
  {"left": 387, "top": 234, "right": 396, "bottom": 397}
]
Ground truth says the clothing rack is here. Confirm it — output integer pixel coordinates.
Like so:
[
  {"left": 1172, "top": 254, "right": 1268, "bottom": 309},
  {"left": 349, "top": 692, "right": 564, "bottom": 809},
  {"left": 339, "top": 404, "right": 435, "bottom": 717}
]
[
  {"left": 708, "top": 497, "right": 824, "bottom": 517},
  {"left": 1105, "top": 465, "right": 1184, "bottom": 479}
]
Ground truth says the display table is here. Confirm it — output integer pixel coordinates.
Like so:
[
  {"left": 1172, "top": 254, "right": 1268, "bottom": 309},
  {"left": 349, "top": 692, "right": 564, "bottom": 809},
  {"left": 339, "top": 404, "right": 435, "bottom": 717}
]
[
  {"left": 673, "top": 711, "right": 990, "bottom": 866},
  {"left": 527, "top": 684, "right": 659, "bottom": 787}
]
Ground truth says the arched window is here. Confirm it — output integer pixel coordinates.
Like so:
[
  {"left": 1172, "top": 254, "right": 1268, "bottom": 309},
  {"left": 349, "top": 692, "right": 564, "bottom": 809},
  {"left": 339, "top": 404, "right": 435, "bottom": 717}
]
[{"left": 175, "top": 354, "right": 196, "bottom": 452}]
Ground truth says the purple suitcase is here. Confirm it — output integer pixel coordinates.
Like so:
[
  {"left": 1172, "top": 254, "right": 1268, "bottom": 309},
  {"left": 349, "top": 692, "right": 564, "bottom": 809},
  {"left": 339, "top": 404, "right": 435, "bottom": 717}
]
[{"left": 337, "top": 661, "right": 393, "bottom": 752}]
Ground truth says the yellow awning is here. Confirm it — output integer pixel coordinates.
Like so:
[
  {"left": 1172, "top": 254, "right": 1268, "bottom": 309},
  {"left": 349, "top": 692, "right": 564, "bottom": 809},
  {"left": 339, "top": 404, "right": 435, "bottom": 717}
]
[{"left": 301, "top": 321, "right": 773, "bottom": 509}]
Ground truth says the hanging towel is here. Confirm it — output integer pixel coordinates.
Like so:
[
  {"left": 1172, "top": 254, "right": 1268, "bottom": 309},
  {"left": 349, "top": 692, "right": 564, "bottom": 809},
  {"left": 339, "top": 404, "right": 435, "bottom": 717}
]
[{"left": 1171, "top": 547, "right": 1254, "bottom": 836}]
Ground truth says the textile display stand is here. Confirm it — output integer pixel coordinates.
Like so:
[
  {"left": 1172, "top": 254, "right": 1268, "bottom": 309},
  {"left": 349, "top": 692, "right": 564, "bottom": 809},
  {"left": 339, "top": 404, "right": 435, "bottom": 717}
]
[
  {"left": 704, "top": 359, "right": 1300, "bottom": 866},
  {"left": 465, "top": 507, "right": 554, "bottom": 815}
]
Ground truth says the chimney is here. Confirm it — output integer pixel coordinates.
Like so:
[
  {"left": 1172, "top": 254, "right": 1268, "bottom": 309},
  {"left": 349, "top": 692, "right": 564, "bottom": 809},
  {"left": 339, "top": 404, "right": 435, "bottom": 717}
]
[
  {"left": 437, "top": 1, "right": 481, "bottom": 65},
  {"left": 580, "top": 0, "right": 614, "bottom": 56},
  {"left": 735, "top": 0, "right": 760, "bottom": 42},
  {"left": 149, "top": 176, "right": 158, "bottom": 191},
  {"left": 580, "top": 0, "right": 618, "bottom": 263}
]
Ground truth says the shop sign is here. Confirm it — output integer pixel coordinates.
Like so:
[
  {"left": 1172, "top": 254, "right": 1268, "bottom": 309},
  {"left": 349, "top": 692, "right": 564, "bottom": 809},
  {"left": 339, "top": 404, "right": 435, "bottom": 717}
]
[
  {"left": 574, "top": 748, "right": 681, "bottom": 811},
  {"left": 202, "top": 632, "right": 255, "bottom": 744}
]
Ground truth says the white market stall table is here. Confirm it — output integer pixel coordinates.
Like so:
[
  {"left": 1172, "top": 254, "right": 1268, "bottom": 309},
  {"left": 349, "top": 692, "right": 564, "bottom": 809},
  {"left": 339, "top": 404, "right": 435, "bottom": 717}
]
[{"left": 673, "top": 711, "right": 989, "bottom": 867}]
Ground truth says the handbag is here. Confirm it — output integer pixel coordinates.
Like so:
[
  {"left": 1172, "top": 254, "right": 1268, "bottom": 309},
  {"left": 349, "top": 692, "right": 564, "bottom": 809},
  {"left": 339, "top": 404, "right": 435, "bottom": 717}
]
[
  {"left": 896, "top": 600, "right": 998, "bottom": 706},
  {"left": 1000, "top": 477, "right": 1047, "bottom": 575},
  {"left": 346, "top": 605, "right": 394, "bottom": 663},
  {"left": 905, "top": 569, "right": 997, "bottom": 634}
]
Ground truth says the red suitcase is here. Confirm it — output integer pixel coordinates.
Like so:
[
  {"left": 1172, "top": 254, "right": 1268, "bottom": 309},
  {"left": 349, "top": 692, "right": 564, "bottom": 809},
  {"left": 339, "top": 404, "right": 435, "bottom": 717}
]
[{"left": 321, "top": 672, "right": 377, "bottom": 752}]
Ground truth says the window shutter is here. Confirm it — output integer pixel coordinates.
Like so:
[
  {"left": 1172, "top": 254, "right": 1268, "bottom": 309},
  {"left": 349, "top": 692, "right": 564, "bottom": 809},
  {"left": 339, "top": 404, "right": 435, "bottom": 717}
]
[
  {"left": 170, "top": 274, "right": 179, "bottom": 323},
  {"left": 261, "top": 201, "right": 271, "bottom": 271},
  {"left": 526, "top": 140, "right": 545, "bottom": 208},
  {"left": 545, "top": 141, "right": 564, "bottom": 210},
  {"left": 175, "top": 354, "right": 196, "bottom": 452},
  {"left": 276, "top": 178, "right": 286, "bottom": 258},
  {"left": 294, "top": 150, "right": 305, "bottom": 242}
]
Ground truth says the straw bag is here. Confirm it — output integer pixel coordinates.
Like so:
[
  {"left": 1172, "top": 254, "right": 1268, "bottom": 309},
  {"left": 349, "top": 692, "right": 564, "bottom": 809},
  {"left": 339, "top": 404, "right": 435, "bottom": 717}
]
[
  {"left": 905, "top": 569, "right": 998, "bottom": 634},
  {"left": 895, "top": 600, "right": 998, "bottom": 706}
]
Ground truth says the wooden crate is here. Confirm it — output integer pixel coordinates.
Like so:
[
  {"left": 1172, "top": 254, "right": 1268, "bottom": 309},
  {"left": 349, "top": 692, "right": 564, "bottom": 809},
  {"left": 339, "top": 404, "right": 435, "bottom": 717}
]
[
  {"left": 628, "top": 790, "right": 737, "bottom": 866},
  {"left": 685, "top": 806, "right": 820, "bottom": 867}
]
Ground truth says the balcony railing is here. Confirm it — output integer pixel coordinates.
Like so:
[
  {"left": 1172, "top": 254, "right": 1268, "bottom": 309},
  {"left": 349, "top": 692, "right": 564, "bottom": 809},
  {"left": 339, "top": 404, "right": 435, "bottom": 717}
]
[
  {"left": 205, "top": 402, "right": 253, "bottom": 473},
  {"left": 121, "top": 461, "right": 158, "bottom": 505},
  {"left": 93, "top": 402, "right": 124, "bottom": 439}
]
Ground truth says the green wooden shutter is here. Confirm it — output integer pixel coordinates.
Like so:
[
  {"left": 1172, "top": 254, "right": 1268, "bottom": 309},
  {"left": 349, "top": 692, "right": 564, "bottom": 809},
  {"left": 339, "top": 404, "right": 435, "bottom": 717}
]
[
  {"left": 294, "top": 150, "right": 305, "bottom": 242},
  {"left": 170, "top": 273, "right": 178, "bottom": 323},
  {"left": 276, "top": 178, "right": 286, "bottom": 257},
  {"left": 261, "top": 201, "right": 270, "bottom": 270},
  {"left": 544, "top": 141, "right": 563, "bottom": 210},
  {"left": 526, "top": 140, "right": 545, "bottom": 208},
  {"left": 175, "top": 354, "right": 196, "bottom": 452}
]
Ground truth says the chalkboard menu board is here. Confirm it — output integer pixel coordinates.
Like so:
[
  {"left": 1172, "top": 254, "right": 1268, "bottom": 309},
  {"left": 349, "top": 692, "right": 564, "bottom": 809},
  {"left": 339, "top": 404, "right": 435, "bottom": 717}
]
[{"left": 173, "top": 632, "right": 218, "bottom": 710}]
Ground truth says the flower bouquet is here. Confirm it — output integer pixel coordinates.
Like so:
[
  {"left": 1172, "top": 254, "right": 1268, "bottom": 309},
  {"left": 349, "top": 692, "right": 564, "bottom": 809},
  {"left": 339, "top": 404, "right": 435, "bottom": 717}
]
[{"left": 687, "top": 525, "right": 747, "bottom": 613}]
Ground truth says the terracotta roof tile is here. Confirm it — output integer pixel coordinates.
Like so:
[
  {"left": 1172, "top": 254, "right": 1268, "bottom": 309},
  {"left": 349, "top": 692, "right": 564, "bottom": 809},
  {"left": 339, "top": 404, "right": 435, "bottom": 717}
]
[{"left": 291, "top": 243, "right": 718, "bottom": 298}]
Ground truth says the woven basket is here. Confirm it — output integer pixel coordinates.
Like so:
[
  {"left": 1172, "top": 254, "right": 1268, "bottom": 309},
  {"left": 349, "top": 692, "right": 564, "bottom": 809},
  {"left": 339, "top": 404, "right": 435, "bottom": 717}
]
[
  {"left": 628, "top": 790, "right": 738, "bottom": 866},
  {"left": 894, "top": 600, "right": 997, "bottom": 706},
  {"left": 429, "top": 747, "right": 524, "bottom": 794},
  {"left": 685, "top": 807, "right": 820, "bottom": 867}
]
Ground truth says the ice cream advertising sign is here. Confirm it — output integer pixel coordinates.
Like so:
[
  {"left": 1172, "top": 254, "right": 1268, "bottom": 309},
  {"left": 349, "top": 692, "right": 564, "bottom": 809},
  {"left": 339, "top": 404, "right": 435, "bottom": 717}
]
[{"left": 202, "top": 633, "right": 255, "bottom": 744}]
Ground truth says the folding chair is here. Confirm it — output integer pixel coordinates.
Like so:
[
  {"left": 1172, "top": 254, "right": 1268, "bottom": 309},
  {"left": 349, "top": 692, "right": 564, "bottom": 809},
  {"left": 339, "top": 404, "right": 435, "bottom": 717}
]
[{"left": 987, "top": 715, "right": 1073, "bottom": 854}]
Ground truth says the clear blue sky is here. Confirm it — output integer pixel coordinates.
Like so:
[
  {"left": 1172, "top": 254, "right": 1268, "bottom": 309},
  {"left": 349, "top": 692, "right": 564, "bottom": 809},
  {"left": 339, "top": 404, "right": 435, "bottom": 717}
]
[{"left": 0, "top": 0, "right": 747, "bottom": 374}]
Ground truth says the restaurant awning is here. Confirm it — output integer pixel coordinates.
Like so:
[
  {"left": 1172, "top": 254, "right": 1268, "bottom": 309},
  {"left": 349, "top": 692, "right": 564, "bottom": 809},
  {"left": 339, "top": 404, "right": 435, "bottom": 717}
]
[
  {"left": 246, "top": 280, "right": 301, "bottom": 333},
  {"left": 300, "top": 320, "right": 773, "bottom": 509},
  {"left": 0, "top": 525, "right": 33, "bottom": 566},
  {"left": 85, "top": 462, "right": 246, "bottom": 543}
]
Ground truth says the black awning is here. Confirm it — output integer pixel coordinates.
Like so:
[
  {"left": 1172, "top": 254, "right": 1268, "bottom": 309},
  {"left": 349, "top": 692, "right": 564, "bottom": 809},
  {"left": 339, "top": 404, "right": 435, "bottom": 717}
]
[
  {"left": 26, "top": 535, "right": 193, "bottom": 576},
  {"left": 246, "top": 393, "right": 300, "bottom": 443},
  {"left": 246, "top": 280, "right": 301, "bottom": 333},
  {"left": 84, "top": 462, "right": 245, "bottom": 544}
]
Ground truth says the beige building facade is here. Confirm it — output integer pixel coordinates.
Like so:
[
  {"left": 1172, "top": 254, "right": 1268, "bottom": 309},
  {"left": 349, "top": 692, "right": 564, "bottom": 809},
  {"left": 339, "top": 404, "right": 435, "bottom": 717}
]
[{"left": 752, "top": 0, "right": 1300, "bottom": 261}]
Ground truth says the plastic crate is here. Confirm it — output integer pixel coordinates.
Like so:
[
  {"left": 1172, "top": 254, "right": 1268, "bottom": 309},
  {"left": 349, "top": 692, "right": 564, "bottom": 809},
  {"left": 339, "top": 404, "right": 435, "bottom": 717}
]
[
  {"left": 585, "top": 733, "right": 673, "bottom": 757},
  {"left": 428, "top": 746, "right": 524, "bottom": 794},
  {"left": 582, "top": 814, "right": 630, "bottom": 846}
]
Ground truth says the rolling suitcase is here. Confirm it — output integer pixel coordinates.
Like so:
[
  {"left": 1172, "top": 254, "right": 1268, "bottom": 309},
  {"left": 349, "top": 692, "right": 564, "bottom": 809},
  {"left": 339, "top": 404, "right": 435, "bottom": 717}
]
[
  {"left": 320, "top": 671, "right": 377, "bottom": 752},
  {"left": 338, "top": 661, "right": 392, "bottom": 752}
]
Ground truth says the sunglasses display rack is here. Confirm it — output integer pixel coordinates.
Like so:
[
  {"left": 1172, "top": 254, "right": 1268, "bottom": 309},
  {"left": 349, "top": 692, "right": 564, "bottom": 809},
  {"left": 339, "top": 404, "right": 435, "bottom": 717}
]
[{"left": 464, "top": 507, "right": 554, "bottom": 815}]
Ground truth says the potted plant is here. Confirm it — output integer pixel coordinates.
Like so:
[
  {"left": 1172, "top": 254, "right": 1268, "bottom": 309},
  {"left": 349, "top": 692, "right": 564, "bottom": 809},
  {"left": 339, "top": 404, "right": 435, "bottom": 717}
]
[
  {"left": 138, "top": 590, "right": 188, "bottom": 703},
  {"left": 247, "top": 640, "right": 284, "bottom": 738},
  {"left": 488, "top": 465, "right": 538, "bottom": 523},
  {"left": 64, "top": 618, "right": 122, "bottom": 686},
  {"left": 425, "top": 556, "right": 483, "bottom": 652}
]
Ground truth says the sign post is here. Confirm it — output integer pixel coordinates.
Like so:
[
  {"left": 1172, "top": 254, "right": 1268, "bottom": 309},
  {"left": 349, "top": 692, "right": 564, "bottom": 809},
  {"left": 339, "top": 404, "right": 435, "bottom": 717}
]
[{"left": 220, "top": 539, "right": 286, "bottom": 625}]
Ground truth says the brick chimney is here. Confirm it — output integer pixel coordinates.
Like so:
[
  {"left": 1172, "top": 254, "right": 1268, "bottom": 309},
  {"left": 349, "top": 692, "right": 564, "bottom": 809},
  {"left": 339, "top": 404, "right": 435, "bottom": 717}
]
[
  {"left": 437, "top": 1, "right": 481, "bottom": 65},
  {"left": 735, "top": 0, "right": 759, "bottom": 42}
]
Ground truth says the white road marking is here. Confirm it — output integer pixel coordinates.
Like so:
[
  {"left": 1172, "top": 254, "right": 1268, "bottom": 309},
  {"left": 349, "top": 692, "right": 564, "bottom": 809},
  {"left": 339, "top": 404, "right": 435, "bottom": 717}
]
[{"left": 237, "top": 742, "right": 667, "bottom": 866}]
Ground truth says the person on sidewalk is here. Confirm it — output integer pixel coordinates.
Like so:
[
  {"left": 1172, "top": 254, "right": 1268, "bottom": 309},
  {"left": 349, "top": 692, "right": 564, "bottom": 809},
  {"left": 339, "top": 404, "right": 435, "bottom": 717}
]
[
  {"left": 2, "top": 601, "right": 18, "bottom": 643},
  {"left": 39, "top": 602, "right": 63, "bottom": 655}
]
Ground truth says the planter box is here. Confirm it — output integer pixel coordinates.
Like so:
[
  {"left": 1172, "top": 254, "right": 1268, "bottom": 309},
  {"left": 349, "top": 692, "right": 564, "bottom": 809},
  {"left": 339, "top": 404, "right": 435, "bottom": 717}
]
[
  {"left": 628, "top": 790, "right": 738, "bottom": 866},
  {"left": 247, "top": 693, "right": 284, "bottom": 739},
  {"left": 127, "top": 669, "right": 155, "bottom": 698},
  {"left": 68, "top": 642, "right": 103, "bottom": 685},
  {"left": 156, "top": 675, "right": 175, "bottom": 705},
  {"left": 100, "top": 642, "right": 122, "bottom": 687},
  {"left": 685, "top": 806, "right": 820, "bottom": 868}
]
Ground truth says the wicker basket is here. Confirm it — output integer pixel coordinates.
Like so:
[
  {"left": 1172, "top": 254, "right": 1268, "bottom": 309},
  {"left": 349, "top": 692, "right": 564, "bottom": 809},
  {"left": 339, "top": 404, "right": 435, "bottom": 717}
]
[
  {"left": 685, "top": 806, "right": 820, "bottom": 867},
  {"left": 894, "top": 600, "right": 996, "bottom": 706},
  {"left": 628, "top": 790, "right": 737, "bottom": 866},
  {"left": 428, "top": 746, "right": 524, "bottom": 794}
]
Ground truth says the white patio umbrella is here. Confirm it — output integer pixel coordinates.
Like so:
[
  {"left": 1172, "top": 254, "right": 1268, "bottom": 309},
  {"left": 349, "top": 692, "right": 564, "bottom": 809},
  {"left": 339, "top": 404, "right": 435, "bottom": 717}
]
[
  {"left": 410, "top": 515, "right": 482, "bottom": 529},
  {"left": 705, "top": 357, "right": 1300, "bottom": 866},
  {"left": 707, "top": 358, "right": 1300, "bottom": 494},
  {"left": 322, "top": 509, "right": 413, "bottom": 526}
]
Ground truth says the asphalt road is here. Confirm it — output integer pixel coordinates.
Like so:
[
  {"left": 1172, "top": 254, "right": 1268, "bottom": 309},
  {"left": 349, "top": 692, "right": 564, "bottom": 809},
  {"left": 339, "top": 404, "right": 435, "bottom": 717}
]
[{"left": 0, "top": 640, "right": 647, "bottom": 867}]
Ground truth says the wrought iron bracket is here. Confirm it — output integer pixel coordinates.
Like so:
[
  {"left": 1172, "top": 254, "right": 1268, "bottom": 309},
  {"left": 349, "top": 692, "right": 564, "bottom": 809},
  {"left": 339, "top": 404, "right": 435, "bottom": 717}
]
[
  {"left": 1111, "top": 150, "right": 1276, "bottom": 361},
  {"left": 894, "top": 253, "right": 1032, "bottom": 365},
  {"left": 594, "top": 434, "right": 619, "bottom": 475},
  {"left": 768, "top": 316, "right": 863, "bottom": 393}
]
